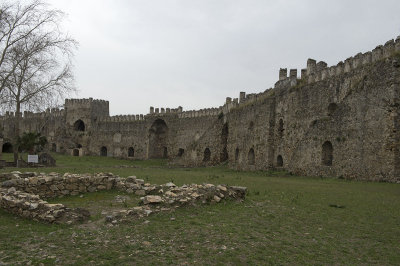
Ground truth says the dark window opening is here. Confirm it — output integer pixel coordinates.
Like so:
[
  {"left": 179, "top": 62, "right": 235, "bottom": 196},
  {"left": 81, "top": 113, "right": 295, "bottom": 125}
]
[
  {"left": 277, "top": 155, "right": 283, "bottom": 167},
  {"left": 248, "top": 148, "right": 255, "bottom": 165},
  {"left": 177, "top": 148, "right": 184, "bottom": 157},
  {"left": 322, "top": 141, "right": 333, "bottom": 166},
  {"left": 51, "top": 143, "right": 57, "bottom": 152},
  {"left": 203, "top": 148, "right": 211, "bottom": 162},
  {"left": 328, "top": 103, "right": 338, "bottom": 116},
  {"left": 128, "top": 147, "right": 134, "bottom": 157},
  {"left": 163, "top": 147, "right": 168, "bottom": 158},
  {"left": 2, "top": 142, "right": 13, "bottom": 153}
]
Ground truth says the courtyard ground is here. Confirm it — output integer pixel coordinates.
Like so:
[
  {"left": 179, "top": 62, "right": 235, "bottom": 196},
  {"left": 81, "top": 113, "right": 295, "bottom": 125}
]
[{"left": 0, "top": 153, "right": 399, "bottom": 265}]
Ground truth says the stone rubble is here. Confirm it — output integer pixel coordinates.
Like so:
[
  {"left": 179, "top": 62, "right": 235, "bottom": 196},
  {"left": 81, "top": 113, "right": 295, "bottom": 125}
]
[
  {"left": 0, "top": 187, "right": 89, "bottom": 224},
  {"left": 0, "top": 172, "right": 247, "bottom": 225}
]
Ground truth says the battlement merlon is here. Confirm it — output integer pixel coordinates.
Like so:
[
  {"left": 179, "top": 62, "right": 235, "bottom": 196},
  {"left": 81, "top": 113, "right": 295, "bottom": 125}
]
[{"left": 306, "top": 59, "right": 317, "bottom": 76}]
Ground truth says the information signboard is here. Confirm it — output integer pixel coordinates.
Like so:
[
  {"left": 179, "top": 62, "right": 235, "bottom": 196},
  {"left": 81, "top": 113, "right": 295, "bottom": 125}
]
[{"left": 28, "top": 155, "right": 39, "bottom": 163}]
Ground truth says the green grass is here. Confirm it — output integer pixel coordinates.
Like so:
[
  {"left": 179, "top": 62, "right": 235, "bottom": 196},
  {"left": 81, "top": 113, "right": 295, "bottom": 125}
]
[{"left": 0, "top": 154, "right": 400, "bottom": 265}]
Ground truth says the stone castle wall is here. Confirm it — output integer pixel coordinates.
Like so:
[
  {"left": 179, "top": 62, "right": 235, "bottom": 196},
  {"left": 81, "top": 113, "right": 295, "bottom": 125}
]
[{"left": 1, "top": 36, "right": 399, "bottom": 181}]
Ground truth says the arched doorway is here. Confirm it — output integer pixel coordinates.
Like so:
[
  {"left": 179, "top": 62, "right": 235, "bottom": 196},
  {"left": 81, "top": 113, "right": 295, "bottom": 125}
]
[
  {"left": 277, "top": 155, "right": 283, "bottom": 167},
  {"left": 73, "top": 149, "right": 79, "bottom": 156},
  {"left": 148, "top": 119, "right": 169, "bottom": 159},
  {"left": 248, "top": 148, "right": 255, "bottom": 165},
  {"left": 203, "top": 148, "right": 211, "bottom": 162},
  {"left": 177, "top": 148, "right": 184, "bottom": 157},
  {"left": 2, "top": 142, "right": 13, "bottom": 153},
  {"left": 100, "top": 146, "right": 107, "bottom": 157},
  {"left": 51, "top": 143, "right": 57, "bottom": 152},
  {"left": 73, "top": 119, "right": 85, "bottom": 131},
  {"left": 220, "top": 123, "right": 229, "bottom": 162},
  {"left": 322, "top": 141, "right": 333, "bottom": 166},
  {"left": 128, "top": 147, "right": 134, "bottom": 157}
]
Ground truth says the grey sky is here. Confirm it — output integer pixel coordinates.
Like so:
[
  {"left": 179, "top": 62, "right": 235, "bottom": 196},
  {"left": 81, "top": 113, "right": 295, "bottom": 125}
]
[{"left": 48, "top": 0, "right": 400, "bottom": 115}]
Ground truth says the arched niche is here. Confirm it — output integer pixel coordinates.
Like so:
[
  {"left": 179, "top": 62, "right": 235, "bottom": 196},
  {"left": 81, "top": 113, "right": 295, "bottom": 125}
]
[
  {"left": 322, "top": 141, "right": 333, "bottom": 166},
  {"left": 203, "top": 148, "right": 211, "bottom": 162},
  {"left": 148, "top": 119, "right": 169, "bottom": 159},
  {"left": 248, "top": 148, "right": 255, "bottom": 165},
  {"left": 73, "top": 119, "right": 85, "bottom": 131}
]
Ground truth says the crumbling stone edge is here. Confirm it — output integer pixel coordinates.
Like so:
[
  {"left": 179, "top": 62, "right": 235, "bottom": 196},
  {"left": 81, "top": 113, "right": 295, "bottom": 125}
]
[{"left": 0, "top": 171, "right": 247, "bottom": 225}]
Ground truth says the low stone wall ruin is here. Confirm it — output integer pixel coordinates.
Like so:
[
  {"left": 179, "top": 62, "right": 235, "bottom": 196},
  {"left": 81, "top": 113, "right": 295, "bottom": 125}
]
[
  {"left": 0, "top": 171, "right": 246, "bottom": 225},
  {"left": 0, "top": 187, "right": 90, "bottom": 224}
]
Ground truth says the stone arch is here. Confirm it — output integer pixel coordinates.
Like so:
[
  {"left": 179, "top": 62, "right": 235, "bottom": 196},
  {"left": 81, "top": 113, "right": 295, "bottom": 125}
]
[
  {"left": 177, "top": 148, "right": 184, "bottom": 157},
  {"left": 322, "top": 141, "right": 333, "bottom": 166},
  {"left": 248, "top": 148, "right": 255, "bottom": 165},
  {"left": 2, "top": 142, "right": 13, "bottom": 153},
  {"left": 220, "top": 123, "right": 229, "bottom": 162},
  {"left": 328, "top": 103, "right": 338, "bottom": 116},
  {"left": 278, "top": 119, "right": 284, "bottom": 138},
  {"left": 277, "top": 155, "right": 283, "bottom": 167},
  {"left": 148, "top": 119, "right": 169, "bottom": 159},
  {"left": 100, "top": 146, "right": 107, "bottom": 157},
  {"left": 235, "top": 148, "right": 239, "bottom": 162},
  {"left": 203, "top": 148, "right": 211, "bottom": 162},
  {"left": 128, "top": 147, "right": 134, "bottom": 157},
  {"left": 73, "top": 119, "right": 85, "bottom": 131},
  {"left": 73, "top": 149, "right": 79, "bottom": 156}
]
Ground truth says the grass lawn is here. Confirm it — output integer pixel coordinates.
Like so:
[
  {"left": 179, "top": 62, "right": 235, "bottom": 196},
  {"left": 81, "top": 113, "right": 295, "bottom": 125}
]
[{"left": 0, "top": 153, "right": 399, "bottom": 265}]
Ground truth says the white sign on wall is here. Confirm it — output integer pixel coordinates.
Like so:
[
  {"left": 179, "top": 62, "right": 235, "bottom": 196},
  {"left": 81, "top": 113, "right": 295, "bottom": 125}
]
[{"left": 28, "top": 155, "right": 39, "bottom": 163}]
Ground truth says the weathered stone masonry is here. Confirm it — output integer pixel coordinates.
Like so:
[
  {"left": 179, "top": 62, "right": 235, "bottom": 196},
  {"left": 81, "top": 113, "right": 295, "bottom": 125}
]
[
  {"left": 0, "top": 172, "right": 246, "bottom": 224},
  {"left": 1, "top": 37, "right": 399, "bottom": 182}
]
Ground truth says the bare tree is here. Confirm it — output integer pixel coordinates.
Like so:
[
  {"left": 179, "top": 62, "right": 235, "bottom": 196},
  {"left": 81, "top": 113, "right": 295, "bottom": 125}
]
[{"left": 0, "top": 0, "right": 77, "bottom": 163}]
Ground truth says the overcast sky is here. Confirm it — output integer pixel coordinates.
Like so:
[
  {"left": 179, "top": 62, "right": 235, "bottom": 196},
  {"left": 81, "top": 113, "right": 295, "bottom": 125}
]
[{"left": 48, "top": 0, "right": 400, "bottom": 115}]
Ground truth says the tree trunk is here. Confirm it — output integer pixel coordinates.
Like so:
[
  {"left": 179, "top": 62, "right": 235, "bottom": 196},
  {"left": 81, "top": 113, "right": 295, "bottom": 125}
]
[{"left": 13, "top": 101, "right": 21, "bottom": 164}]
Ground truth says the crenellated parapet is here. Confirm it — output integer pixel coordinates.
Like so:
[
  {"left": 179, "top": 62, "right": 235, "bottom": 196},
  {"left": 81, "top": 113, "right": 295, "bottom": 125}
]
[
  {"left": 64, "top": 98, "right": 109, "bottom": 106},
  {"left": 224, "top": 89, "right": 275, "bottom": 113},
  {"left": 178, "top": 107, "right": 222, "bottom": 118},
  {"left": 273, "top": 36, "right": 400, "bottom": 89},
  {"left": 98, "top": 114, "right": 146, "bottom": 123},
  {"left": 304, "top": 36, "right": 400, "bottom": 84},
  {"left": 148, "top": 106, "right": 183, "bottom": 115},
  {"left": 23, "top": 108, "right": 65, "bottom": 119},
  {"left": 0, "top": 108, "right": 65, "bottom": 121}
]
